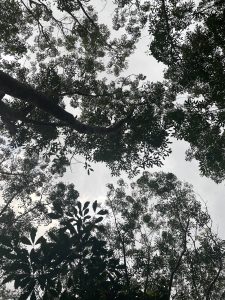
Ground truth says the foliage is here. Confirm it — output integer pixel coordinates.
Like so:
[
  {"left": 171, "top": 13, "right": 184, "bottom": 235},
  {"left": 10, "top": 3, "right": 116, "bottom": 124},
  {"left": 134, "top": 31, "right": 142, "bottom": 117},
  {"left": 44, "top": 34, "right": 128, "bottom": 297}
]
[
  {"left": 0, "top": 193, "right": 124, "bottom": 300},
  {"left": 0, "top": 0, "right": 175, "bottom": 217},
  {"left": 112, "top": 0, "right": 225, "bottom": 182},
  {"left": 0, "top": 2, "right": 224, "bottom": 299},
  {"left": 1, "top": 174, "right": 224, "bottom": 299},
  {"left": 0, "top": 0, "right": 172, "bottom": 178},
  {"left": 0, "top": 0, "right": 224, "bottom": 187},
  {"left": 105, "top": 172, "right": 225, "bottom": 299}
]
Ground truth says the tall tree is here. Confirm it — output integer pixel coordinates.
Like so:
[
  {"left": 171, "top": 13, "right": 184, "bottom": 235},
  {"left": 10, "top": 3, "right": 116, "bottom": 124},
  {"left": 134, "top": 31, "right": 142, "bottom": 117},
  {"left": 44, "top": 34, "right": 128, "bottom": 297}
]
[
  {"left": 112, "top": 0, "right": 225, "bottom": 182},
  {"left": 105, "top": 172, "right": 225, "bottom": 299},
  {"left": 0, "top": 0, "right": 174, "bottom": 217},
  {"left": 1, "top": 0, "right": 224, "bottom": 185},
  {"left": 0, "top": 0, "right": 173, "bottom": 179},
  {"left": 1, "top": 175, "right": 224, "bottom": 299}
]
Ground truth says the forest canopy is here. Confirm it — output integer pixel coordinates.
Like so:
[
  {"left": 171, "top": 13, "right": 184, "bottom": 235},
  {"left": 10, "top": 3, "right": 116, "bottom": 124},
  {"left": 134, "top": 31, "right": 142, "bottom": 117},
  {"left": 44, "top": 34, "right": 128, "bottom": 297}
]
[
  {"left": 0, "top": 0, "right": 225, "bottom": 299},
  {"left": 1, "top": 173, "right": 225, "bottom": 299},
  {"left": 0, "top": 0, "right": 224, "bottom": 183}
]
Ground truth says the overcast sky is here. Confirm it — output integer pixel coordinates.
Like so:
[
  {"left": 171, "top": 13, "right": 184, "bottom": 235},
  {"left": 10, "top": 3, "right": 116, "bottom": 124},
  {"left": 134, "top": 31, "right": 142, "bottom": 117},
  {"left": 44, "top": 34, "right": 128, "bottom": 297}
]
[{"left": 64, "top": 0, "right": 225, "bottom": 239}]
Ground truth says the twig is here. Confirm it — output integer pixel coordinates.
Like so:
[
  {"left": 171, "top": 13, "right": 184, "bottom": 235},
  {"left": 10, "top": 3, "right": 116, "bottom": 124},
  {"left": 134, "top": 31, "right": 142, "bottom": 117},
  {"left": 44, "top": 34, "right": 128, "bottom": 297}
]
[{"left": 0, "top": 189, "right": 24, "bottom": 217}]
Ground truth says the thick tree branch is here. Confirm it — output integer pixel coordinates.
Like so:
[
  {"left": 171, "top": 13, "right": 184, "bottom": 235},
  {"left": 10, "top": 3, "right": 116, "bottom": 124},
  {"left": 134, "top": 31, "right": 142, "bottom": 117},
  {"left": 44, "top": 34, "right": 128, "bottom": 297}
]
[
  {"left": 0, "top": 99, "right": 64, "bottom": 128},
  {"left": 22, "top": 118, "right": 66, "bottom": 127},
  {"left": 0, "top": 70, "right": 132, "bottom": 135}
]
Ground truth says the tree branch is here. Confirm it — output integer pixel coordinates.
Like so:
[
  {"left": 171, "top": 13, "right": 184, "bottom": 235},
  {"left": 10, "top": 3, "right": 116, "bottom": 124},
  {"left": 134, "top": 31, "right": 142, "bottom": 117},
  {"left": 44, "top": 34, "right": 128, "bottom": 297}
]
[
  {"left": 0, "top": 170, "right": 29, "bottom": 177},
  {"left": 161, "top": 0, "right": 180, "bottom": 63},
  {"left": 206, "top": 261, "right": 223, "bottom": 300},
  {"left": 0, "top": 70, "right": 133, "bottom": 135},
  {"left": 76, "top": 0, "right": 98, "bottom": 29},
  {"left": 0, "top": 189, "right": 24, "bottom": 217},
  {"left": 109, "top": 199, "right": 130, "bottom": 291},
  {"left": 22, "top": 118, "right": 66, "bottom": 127},
  {"left": 205, "top": 230, "right": 224, "bottom": 300},
  {"left": 0, "top": 97, "right": 17, "bottom": 135},
  {"left": 168, "top": 217, "right": 190, "bottom": 298}
]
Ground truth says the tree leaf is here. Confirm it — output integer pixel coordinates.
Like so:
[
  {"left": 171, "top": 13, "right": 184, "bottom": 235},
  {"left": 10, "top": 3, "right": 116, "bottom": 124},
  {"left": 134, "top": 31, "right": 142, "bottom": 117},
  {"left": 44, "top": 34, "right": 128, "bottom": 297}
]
[
  {"left": 30, "top": 228, "right": 37, "bottom": 243},
  {"left": 94, "top": 217, "right": 103, "bottom": 224},
  {"left": 67, "top": 276, "right": 73, "bottom": 288},
  {"left": 20, "top": 276, "right": 31, "bottom": 289},
  {"left": 0, "top": 246, "right": 13, "bottom": 257},
  {"left": 49, "top": 289, "right": 59, "bottom": 297},
  {"left": 97, "top": 209, "right": 108, "bottom": 215},
  {"left": 30, "top": 248, "right": 39, "bottom": 264},
  {"left": 19, "top": 291, "right": 32, "bottom": 300},
  {"left": 2, "top": 274, "right": 15, "bottom": 284},
  {"left": 83, "top": 215, "right": 92, "bottom": 221},
  {"left": 77, "top": 201, "right": 82, "bottom": 216},
  {"left": 48, "top": 213, "right": 62, "bottom": 219},
  {"left": 38, "top": 275, "right": 46, "bottom": 290},
  {"left": 48, "top": 231, "right": 58, "bottom": 242},
  {"left": 56, "top": 280, "right": 62, "bottom": 293},
  {"left": 35, "top": 236, "right": 46, "bottom": 245},
  {"left": 83, "top": 201, "right": 90, "bottom": 210},
  {"left": 73, "top": 207, "right": 78, "bottom": 216},
  {"left": 83, "top": 208, "right": 89, "bottom": 216},
  {"left": 21, "top": 236, "right": 32, "bottom": 245},
  {"left": 92, "top": 200, "right": 98, "bottom": 212},
  {"left": 43, "top": 292, "right": 49, "bottom": 300},
  {"left": 64, "top": 221, "right": 76, "bottom": 234},
  {"left": 0, "top": 235, "right": 12, "bottom": 248}
]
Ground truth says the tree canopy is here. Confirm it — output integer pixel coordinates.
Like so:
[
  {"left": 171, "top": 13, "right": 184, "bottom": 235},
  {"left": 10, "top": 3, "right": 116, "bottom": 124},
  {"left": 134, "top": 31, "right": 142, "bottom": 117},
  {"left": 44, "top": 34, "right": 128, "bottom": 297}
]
[
  {"left": 0, "top": 173, "right": 224, "bottom": 299},
  {"left": 113, "top": 0, "right": 225, "bottom": 182},
  {"left": 105, "top": 172, "right": 225, "bottom": 299},
  {"left": 0, "top": 0, "right": 225, "bottom": 299},
  {"left": 0, "top": 0, "right": 224, "bottom": 186}
]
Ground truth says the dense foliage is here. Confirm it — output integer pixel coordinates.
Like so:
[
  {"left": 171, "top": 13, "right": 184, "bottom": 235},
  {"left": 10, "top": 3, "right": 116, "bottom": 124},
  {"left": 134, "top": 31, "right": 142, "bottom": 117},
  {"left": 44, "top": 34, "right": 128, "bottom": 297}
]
[
  {"left": 0, "top": 194, "right": 123, "bottom": 299},
  {"left": 0, "top": 0, "right": 224, "bottom": 187},
  {"left": 0, "top": 0, "right": 225, "bottom": 299},
  {"left": 0, "top": 173, "right": 225, "bottom": 299},
  {"left": 105, "top": 172, "right": 225, "bottom": 299},
  {"left": 113, "top": 0, "right": 225, "bottom": 182}
]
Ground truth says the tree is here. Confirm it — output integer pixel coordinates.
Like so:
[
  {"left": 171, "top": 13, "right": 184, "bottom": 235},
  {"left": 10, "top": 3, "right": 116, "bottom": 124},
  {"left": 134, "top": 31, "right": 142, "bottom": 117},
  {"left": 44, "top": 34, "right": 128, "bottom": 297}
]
[
  {"left": 0, "top": 0, "right": 173, "bottom": 179},
  {"left": 0, "top": 185, "right": 125, "bottom": 300},
  {"left": 0, "top": 0, "right": 224, "bottom": 188},
  {"left": 112, "top": 0, "right": 225, "bottom": 182},
  {"left": 0, "top": 2, "right": 224, "bottom": 298},
  {"left": 1, "top": 176, "right": 224, "bottom": 299},
  {"left": 105, "top": 172, "right": 225, "bottom": 299},
  {"left": 0, "top": 0, "right": 178, "bottom": 217}
]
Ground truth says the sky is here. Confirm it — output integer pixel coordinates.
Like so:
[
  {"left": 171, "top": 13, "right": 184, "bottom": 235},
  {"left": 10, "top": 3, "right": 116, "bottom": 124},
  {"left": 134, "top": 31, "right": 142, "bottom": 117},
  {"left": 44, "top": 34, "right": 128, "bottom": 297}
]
[{"left": 63, "top": 0, "right": 225, "bottom": 239}]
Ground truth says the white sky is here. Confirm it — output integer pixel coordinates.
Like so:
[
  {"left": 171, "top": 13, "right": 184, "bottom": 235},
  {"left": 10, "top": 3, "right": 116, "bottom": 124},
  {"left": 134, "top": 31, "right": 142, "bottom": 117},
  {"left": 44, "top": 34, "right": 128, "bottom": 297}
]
[{"left": 63, "top": 0, "right": 225, "bottom": 239}]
